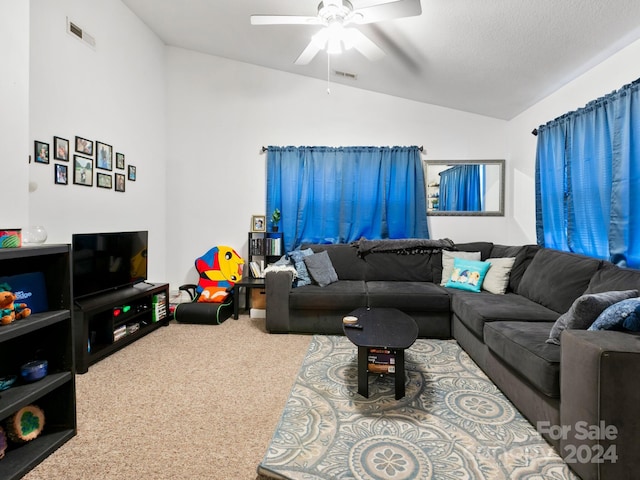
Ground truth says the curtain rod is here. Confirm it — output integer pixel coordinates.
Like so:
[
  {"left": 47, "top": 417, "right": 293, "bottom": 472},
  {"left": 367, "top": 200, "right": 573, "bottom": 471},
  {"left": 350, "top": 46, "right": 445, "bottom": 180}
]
[{"left": 261, "top": 145, "right": 424, "bottom": 153}]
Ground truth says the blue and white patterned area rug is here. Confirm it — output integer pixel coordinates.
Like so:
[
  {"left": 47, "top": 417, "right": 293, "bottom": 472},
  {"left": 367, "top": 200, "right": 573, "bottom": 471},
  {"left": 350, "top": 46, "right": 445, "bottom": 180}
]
[{"left": 258, "top": 335, "right": 578, "bottom": 480}]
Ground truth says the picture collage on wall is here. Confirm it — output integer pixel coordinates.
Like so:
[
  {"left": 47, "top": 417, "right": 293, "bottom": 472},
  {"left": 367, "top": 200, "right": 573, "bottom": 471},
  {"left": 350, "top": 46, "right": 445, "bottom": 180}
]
[{"left": 34, "top": 135, "right": 137, "bottom": 191}]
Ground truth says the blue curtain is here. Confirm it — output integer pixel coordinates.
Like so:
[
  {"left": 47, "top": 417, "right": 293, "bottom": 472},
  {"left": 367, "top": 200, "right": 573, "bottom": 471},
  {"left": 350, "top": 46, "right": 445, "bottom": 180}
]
[
  {"left": 266, "top": 146, "right": 429, "bottom": 252},
  {"left": 535, "top": 78, "right": 640, "bottom": 268},
  {"left": 439, "top": 164, "right": 482, "bottom": 211}
]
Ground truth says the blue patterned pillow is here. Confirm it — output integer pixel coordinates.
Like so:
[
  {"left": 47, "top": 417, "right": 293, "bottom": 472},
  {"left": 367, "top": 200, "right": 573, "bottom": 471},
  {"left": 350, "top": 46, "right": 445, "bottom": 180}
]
[
  {"left": 288, "top": 248, "right": 314, "bottom": 287},
  {"left": 623, "top": 305, "right": 640, "bottom": 331},
  {"left": 589, "top": 298, "right": 640, "bottom": 331},
  {"left": 445, "top": 258, "right": 491, "bottom": 293}
]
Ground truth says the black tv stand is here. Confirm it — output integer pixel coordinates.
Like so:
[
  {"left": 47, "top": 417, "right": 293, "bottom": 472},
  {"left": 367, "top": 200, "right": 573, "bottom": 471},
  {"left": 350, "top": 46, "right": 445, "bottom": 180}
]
[{"left": 73, "top": 282, "right": 169, "bottom": 373}]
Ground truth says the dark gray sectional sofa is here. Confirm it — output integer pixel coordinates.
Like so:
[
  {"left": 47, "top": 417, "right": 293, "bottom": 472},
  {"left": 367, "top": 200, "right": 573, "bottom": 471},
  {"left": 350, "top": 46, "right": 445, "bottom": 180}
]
[{"left": 264, "top": 240, "right": 640, "bottom": 480}]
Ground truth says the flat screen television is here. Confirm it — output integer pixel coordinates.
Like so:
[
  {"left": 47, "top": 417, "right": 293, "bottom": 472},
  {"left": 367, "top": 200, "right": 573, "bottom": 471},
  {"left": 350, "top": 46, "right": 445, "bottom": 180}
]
[{"left": 72, "top": 231, "right": 148, "bottom": 299}]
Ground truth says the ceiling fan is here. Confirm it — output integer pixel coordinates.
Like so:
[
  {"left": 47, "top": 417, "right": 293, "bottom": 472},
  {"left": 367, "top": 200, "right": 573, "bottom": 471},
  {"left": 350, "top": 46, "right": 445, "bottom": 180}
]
[{"left": 250, "top": 0, "right": 423, "bottom": 65}]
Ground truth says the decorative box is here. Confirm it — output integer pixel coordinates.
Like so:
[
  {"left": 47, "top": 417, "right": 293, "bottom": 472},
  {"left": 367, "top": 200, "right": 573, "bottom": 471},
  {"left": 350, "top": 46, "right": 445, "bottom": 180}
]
[{"left": 0, "top": 229, "right": 22, "bottom": 248}]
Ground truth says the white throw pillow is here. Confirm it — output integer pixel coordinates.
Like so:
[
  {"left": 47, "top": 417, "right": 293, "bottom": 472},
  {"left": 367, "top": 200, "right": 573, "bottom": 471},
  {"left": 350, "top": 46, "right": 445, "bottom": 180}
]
[
  {"left": 482, "top": 257, "right": 517, "bottom": 295},
  {"left": 440, "top": 251, "right": 481, "bottom": 286}
]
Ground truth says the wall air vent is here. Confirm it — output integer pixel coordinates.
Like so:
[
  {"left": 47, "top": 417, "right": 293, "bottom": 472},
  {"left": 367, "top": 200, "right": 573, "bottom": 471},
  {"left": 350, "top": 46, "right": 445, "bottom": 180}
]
[
  {"left": 333, "top": 70, "right": 358, "bottom": 80},
  {"left": 67, "top": 17, "right": 96, "bottom": 49}
]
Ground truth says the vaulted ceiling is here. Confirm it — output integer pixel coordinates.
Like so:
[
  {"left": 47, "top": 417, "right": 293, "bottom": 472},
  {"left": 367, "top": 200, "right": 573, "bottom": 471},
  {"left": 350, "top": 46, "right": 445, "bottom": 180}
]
[{"left": 121, "top": 0, "right": 640, "bottom": 120}]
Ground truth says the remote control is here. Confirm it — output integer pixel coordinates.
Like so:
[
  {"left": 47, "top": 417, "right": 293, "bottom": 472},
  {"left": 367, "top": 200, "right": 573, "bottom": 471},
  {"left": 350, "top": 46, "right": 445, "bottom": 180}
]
[{"left": 345, "top": 324, "right": 363, "bottom": 329}]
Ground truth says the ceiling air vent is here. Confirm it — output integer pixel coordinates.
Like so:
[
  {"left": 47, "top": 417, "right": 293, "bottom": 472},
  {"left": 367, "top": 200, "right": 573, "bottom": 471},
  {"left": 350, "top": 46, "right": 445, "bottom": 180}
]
[
  {"left": 67, "top": 17, "right": 96, "bottom": 49},
  {"left": 334, "top": 70, "right": 358, "bottom": 80}
]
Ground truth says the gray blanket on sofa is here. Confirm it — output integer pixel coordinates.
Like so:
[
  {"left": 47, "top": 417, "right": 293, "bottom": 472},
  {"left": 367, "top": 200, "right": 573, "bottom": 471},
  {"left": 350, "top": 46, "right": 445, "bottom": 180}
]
[{"left": 353, "top": 237, "right": 455, "bottom": 257}]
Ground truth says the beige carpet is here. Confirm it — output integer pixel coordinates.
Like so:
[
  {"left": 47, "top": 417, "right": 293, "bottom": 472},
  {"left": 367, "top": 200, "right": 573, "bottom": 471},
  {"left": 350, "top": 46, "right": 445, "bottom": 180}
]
[{"left": 23, "top": 316, "right": 311, "bottom": 480}]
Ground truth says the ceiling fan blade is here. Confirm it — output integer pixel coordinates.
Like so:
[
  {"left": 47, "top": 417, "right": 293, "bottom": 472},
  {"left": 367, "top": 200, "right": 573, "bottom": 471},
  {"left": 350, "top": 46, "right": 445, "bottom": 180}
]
[
  {"left": 294, "top": 41, "right": 324, "bottom": 65},
  {"left": 250, "top": 15, "right": 321, "bottom": 26},
  {"left": 348, "top": 28, "right": 385, "bottom": 61},
  {"left": 350, "top": 0, "right": 422, "bottom": 25}
]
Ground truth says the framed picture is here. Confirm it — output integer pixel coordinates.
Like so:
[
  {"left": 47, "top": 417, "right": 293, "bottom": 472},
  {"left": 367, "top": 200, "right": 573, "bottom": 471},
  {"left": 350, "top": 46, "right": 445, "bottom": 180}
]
[
  {"left": 73, "top": 155, "right": 93, "bottom": 186},
  {"left": 97, "top": 172, "right": 112, "bottom": 189},
  {"left": 54, "top": 136, "right": 69, "bottom": 161},
  {"left": 115, "top": 173, "right": 126, "bottom": 192},
  {"left": 34, "top": 140, "right": 50, "bottom": 164},
  {"left": 128, "top": 165, "right": 136, "bottom": 181},
  {"left": 96, "top": 141, "right": 113, "bottom": 171},
  {"left": 252, "top": 215, "right": 266, "bottom": 232},
  {"left": 54, "top": 164, "right": 68, "bottom": 185},
  {"left": 116, "top": 152, "right": 125, "bottom": 169},
  {"left": 75, "top": 136, "right": 93, "bottom": 156}
]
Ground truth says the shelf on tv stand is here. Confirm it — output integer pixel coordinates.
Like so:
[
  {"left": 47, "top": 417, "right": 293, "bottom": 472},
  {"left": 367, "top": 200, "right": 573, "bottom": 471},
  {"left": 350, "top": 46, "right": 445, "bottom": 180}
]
[{"left": 73, "top": 282, "right": 170, "bottom": 374}]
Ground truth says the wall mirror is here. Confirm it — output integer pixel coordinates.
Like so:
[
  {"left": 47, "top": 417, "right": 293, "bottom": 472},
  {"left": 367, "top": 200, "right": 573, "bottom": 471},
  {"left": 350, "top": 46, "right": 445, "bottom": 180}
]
[{"left": 424, "top": 159, "right": 505, "bottom": 216}]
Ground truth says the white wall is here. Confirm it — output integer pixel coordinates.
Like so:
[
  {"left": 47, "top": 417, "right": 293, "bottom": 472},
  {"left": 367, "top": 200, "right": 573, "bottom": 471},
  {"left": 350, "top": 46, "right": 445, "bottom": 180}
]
[
  {"left": 165, "top": 47, "right": 508, "bottom": 288},
  {"left": 28, "top": 0, "right": 167, "bottom": 282},
  {"left": 1, "top": 0, "right": 30, "bottom": 226},
  {"left": 18, "top": 1, "right": 640, "bottom": 292},
  {"left": 506, "top": 37, "right": 640, "bottom": 244}
]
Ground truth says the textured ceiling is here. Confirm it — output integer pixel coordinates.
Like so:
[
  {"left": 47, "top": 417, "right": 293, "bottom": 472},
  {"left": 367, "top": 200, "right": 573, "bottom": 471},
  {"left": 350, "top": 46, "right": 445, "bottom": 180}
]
[{"left": 121, "top": 0, "right": 640, "bottom": 119}]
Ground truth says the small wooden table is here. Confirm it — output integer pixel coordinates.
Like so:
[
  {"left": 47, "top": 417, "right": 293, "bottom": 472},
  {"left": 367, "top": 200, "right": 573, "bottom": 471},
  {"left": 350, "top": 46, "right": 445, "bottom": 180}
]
[
  {"left": 343, "top": 307, "right": 419, "bottom": 400},
  {"left": 232, "top": 277, "right": 265, "bottom": 319}
]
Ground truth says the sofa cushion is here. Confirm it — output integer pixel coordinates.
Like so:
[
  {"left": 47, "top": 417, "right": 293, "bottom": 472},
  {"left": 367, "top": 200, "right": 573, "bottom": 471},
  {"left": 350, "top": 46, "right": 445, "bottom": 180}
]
[
  {"left": 440, "top": 250, "right": 481, "bottom": 286},
  {"left": 289, "top": 280, "right": 367, "bottom": 310},
  {"left": 366, "top": 281, "right": 450, "bottom": 312},
  {"left": 546, "top": 289, "right": 639, "bottom": 345},
  {"left": 508, "top": 244, "right": 540, "bottom": 292},
  {"left": 585, "top": 262, "right": 640, "bottom": 294},
  {"left": 490, "top": 244, "right": 522, "bottom": 259},
  {"left": 482, "top": 257, "right": 516, "bottom": 295},
  {"left": 454, "top": 242, "right": 494, "bottom": 260},
  {"left": 451, "top": 290, "right": 559, "bottom": 339},
  {"left": 445, "top": 258, "right": 491, "bottom": 292},
  {"left": 484, "top": 321, "right": 561, "bottom": 398},
  {"left": 517, "top": 249, "right": 602, "bottom": 314},
  {"left": 589, "top": 297, "right": 640, "bottom": 331},
  {"left": 304, "top": 250, "right": 338, "bottom": 287},
  {"left": 362, "top": 251, "right": 440, "bottom": 282},
  {"left": 307, "top": 244, "right": 366, "bottom": 281}
]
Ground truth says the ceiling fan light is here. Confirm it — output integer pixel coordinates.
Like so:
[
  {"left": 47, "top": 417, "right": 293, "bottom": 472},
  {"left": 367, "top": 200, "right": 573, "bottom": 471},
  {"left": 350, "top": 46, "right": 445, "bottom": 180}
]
[
  {"left": 327, "top": 36, "right": 342, "bottom": 55},
  {"left": 341, "top": 28, "right": 356, "bottom": 50},
  {"left": 311, "top": 29, "right": 329, "bottom": 49}
]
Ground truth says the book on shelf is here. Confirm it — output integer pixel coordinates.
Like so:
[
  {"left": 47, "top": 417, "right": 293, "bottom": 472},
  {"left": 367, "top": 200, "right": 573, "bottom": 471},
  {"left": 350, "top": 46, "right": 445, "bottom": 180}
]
[{"left": 250, "top": 261, "right": 265, "bottom": 278}]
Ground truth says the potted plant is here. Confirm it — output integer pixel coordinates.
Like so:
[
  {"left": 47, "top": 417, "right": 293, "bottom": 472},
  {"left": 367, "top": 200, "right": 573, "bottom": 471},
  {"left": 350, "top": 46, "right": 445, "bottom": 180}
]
[{"left": 271, "top": 208, "right": 281, "bottom": 232}]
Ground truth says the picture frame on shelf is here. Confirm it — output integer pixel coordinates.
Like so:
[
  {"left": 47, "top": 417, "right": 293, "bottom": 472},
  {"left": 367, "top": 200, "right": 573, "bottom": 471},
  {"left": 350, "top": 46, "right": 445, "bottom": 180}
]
[
  {"left": 34, "top": 140, "right": 50, "bottom": 164},
  {"left": 73, "top": 155, "right": 93, "bottom": 186},
  {"left": 128, "top": 165, "right": 136, "bottom": 181},
  {"left": 54, "top": 136, "right": 69, "bottom": 161},
  {"left": 115, "top": 173, "right": 126, "bottom": 192},
  {"left": 75, "top": 136, "right": 93, "bottom": 156},
  {"left": 96, "top": 141, "right": 113, "bottom": 171},
  {"left": 97, "top": 172, "right": 112, "bottom": 189},
  {"left": 116, "top": 152, "right": 125, "bottom": 169},
  {"left": 54, "top": 164, "right": 68, "bottom": 185},
  {"left": 252, "top": 215, "right": 266, "bottom": 232}
]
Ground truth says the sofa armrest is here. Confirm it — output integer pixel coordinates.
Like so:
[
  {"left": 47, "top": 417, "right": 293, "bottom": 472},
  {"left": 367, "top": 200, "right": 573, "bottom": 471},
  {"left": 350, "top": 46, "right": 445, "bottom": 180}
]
[
  {"left": 265, "top": 271, "right": 294, "bottom": 333},
  {"left": 560, "top": 330, "right": 640, "bottom": 480}
]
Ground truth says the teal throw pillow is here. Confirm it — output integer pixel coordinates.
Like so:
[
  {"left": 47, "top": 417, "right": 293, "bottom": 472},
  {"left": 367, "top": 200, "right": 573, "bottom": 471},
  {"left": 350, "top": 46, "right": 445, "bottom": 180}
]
[
  {"left": 445, "top": 258, "right": 491, "bottom": 293},
  {"left": 588, "top": 298, "right": 640, "bottom": 331},
  {"left": 287, "top": 248, "right": 314, "bottom": 287}
]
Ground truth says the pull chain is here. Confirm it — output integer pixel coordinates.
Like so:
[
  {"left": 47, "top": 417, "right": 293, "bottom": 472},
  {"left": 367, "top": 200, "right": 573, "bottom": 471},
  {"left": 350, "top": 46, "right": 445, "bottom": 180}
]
[{"left": 327, "top": 53, "right": 331, "bottom": 95}]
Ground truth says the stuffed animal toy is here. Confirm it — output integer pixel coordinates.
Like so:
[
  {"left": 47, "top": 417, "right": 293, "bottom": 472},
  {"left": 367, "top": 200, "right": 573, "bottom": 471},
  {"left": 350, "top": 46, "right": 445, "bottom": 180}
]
[{"left": 0, "top": 290, "right": 31, "bottom": 326}]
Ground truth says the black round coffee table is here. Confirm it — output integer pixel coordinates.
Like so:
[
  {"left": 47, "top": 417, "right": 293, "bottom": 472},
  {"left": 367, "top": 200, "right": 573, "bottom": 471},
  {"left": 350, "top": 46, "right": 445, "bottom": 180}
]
[{"left": 343, "top": 307, "right": 419, "bottom": 399}]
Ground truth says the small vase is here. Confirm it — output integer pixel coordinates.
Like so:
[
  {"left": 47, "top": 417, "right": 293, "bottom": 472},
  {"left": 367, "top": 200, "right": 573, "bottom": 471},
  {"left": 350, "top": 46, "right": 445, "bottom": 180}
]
[
  {"left": 272, "top": 226, "right": 279, "bottom": 232},
  {"left": 23, "top": 226, "right": 47, "bottom": 244}
]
